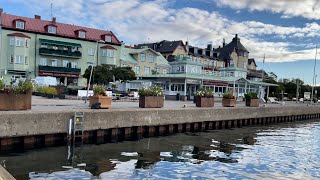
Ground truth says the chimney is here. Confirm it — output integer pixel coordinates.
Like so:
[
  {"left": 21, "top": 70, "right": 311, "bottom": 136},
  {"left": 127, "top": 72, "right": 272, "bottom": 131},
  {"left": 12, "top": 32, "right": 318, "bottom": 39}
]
[
  {"left": 207, "top": 43, "right": 212, "bottom": 50},
  {"left": 0, "top": 8, "right": 3, "bottom": 15},
  {"left": 223, "top": 39, "right": 225, "bottom": 47},
  {"left": 52, "top": 17, "right": 56, "bottom": 23},
  {"left": 34, "top": 15, "right": 41, "bottom": 20},
  {"left": 185, "top": 41, "right": 188, "bottom": 46}
]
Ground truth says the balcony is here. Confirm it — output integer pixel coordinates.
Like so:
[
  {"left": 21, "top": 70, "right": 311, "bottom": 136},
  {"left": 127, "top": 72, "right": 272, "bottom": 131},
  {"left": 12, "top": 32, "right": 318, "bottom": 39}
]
[
  {"left": 38, "top": 65, "right": 81, "bottom": 77},
  {"left": 39, "top": 48, "right": 82, "bottom": 58}
]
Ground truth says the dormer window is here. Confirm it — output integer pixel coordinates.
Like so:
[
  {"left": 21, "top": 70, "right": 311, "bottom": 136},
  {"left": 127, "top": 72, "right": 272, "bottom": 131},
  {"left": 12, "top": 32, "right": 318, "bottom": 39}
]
[
  {"left": 16, "top": 21, "right": 25, "bottom": 29},
  {"left": 79, "top": 31, "right": 86, "bottom": 38},
  {"left": 105, "top": 35, "right": 112, "bottom": 42},
  {"left": 48, "top": 26, "right": 57, "bottom": 34}
]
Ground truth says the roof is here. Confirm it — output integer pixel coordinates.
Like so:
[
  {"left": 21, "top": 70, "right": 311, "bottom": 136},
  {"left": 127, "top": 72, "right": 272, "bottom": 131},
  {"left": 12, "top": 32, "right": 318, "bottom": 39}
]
[
  {"left": 215, "top": 34, "right": 249, "bottom": 60},
  {"left": 248, "top": 58, "right": 257, "bottom": 67},
  {"left": 7, "top": 32, "right": 31, "bottom": 38},
  {"left": 135, "top": 40, "right": 185, "bottom": 53},
  {"left": 120, "top": 47, "right": 169, "bottom": 66},
  {"left": 1, "top": 13, "right": 121, "bottom": 44}
]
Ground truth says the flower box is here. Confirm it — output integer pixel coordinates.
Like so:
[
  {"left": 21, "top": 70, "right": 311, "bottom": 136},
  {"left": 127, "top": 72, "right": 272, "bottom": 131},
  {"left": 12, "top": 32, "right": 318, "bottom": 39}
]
[
  {"left": 245, "top": 99, "right": 259, "bottom": 107},
  {"left": 222, "top": 98, "right": 236, "bottom": 107},
  {"left": 89, "top": 95, "right": 112, "bottom": 109},
  {"left": 196, "top": 97, "right": 214, "bottom": 107},
  {"left": 139, "top": 96, "right": 164, "bottom": 108},
  {"left": 0, "top": 93, "right": 32, "bottom": 110}
]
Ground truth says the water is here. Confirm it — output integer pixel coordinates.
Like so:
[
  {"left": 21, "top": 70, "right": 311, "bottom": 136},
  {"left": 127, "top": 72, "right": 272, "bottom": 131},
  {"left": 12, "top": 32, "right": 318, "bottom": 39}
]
[{"left": 1, "top": 120, "right": 320, "bottom": 179}]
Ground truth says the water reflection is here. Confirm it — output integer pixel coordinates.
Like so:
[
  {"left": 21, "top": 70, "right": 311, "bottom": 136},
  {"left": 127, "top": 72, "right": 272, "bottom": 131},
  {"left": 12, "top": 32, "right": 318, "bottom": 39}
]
[{"left": 0, "top": 120, "right": 319, "bottom": 179}]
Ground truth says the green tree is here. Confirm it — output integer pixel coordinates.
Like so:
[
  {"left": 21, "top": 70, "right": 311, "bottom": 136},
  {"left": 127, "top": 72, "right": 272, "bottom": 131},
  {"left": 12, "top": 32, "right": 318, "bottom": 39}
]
[{"left": 111, "top": 66, "right": 136, "bottom": 82}]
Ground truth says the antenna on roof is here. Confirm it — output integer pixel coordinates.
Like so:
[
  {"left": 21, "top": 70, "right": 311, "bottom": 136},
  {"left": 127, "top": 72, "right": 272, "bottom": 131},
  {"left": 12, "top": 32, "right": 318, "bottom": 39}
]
[{"left": 50, "top": 2, "right": 53, "bottom": 19}]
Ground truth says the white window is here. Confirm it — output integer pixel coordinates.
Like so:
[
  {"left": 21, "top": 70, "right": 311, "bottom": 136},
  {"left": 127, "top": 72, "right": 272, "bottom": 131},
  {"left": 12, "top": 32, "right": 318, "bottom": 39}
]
[
  {"left": 40, "top": 58, "right": 47, "bottom": 66},
  {"left": 15, "top": 21, "right": 25, "bottom": 29},
  {"left": 63, "top": 60, "right": 69, "bottom": 67},
  {"left": 48, "top": 26, "right": 57, "bottom": 34},
  {"left": 149, "top": 55, "right": 154, "bottom": 63},
  {"left": 79, "top": 31, "right": 86, "bottom": 38},
  {"left": 15, "top": 39, "right": 23, "bottom": 47},
  {"left": 15, "top": 55, "right": 23, "bottom": 64},
  {"left": 25, "top": 56, "right": 28, "bottom": 65},
  {"left": 9, "top": 55, "right": 14, "bottom": 64},
  {"left": 144, "top": 67, "right": 150, "bottom": 75},
  {"left": 107, "top": 49, "right": 114, "bottom": 57},
  {"left": 102, "top": 49, "right": 107, "bottom": 57},
  {"left": 88, "top": 48, "right": 95, "bottom": 56},
  {"left": 71, "top": 62, "right": 77, "bottom": 68},
  {"left": 135, "top": 66, "right": 140, "bottom": 75},
  {"left": 163, "top": 68, "right": 167, "bottom": 74},
  {"left": 141, "top": 53, "right": 146, "bottom": 61},
  {"left": 105, "top": 35, "right": 112, "bottom": 42},
  {"left": 51, "top": 59, "right": 58, "bottom": 67},
  {"left": 9, "top": 37, "right": 14, "bottom": 46}
]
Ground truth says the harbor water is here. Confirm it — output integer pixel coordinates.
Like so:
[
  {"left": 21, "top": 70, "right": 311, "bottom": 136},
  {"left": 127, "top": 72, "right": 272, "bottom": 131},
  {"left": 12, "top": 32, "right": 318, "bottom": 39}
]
[{"left": 1, "top": 120, "right": 320, "bottom": 179}]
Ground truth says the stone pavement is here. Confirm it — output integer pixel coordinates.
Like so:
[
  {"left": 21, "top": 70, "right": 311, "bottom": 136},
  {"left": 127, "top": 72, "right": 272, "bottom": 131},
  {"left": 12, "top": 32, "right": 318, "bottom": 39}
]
[{"left": 28, "top": 96, "right": 316, "bottom": 112}]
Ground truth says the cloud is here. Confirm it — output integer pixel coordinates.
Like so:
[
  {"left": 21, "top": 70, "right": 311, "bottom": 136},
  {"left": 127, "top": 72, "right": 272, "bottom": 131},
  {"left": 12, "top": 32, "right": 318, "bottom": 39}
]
[
  {"left": 215, "top": 0, "right": 320, "bottom": 20},
  {"left": 4, "top": 0, "right": 320, "bottom": 63}
]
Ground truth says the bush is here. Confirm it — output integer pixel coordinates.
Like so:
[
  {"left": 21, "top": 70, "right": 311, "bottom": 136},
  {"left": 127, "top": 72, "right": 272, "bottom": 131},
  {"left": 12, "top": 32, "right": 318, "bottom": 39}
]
[
  {"left": 45, "top": 87, "right": 58, "bottom": 96},
  {"left": 195, "top": 88, "right": 213, "bottom": 98},
  {"left": 0, "top": 79, "right": 4, "bottom": 90},
  {"left": 0, "top": 79, "right": 33, "bottom": 94},
  {"left": 93, "top": 85, "right": 106, "bottom": 96},
  {"left": 244, "top": 92, "right": 258, "bottom": 100},
  {"left": 223, "top": 91, "right": 235, "bottom": 99},
  {"left": 138, "top": 85, "right": 163, "bottom": 96}
]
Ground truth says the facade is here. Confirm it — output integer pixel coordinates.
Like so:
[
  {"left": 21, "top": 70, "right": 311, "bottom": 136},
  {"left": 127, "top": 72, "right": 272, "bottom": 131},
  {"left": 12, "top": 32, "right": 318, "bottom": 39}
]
[{"left": 0, "top": 10, "right": 121, "bottom": 87}]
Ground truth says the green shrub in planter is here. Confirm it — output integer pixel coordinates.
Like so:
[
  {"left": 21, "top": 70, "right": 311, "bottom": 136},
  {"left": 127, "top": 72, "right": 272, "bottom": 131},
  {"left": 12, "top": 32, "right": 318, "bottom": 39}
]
[{"left": 93, "top": 85, "right": 106, "bottom": 96}]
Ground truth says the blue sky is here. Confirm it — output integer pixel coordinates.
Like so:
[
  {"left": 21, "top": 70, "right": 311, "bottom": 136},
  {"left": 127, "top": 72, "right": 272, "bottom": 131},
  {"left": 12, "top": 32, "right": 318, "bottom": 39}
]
[{"left": 1, "top": 0, "right": 320, "bottom": 84}]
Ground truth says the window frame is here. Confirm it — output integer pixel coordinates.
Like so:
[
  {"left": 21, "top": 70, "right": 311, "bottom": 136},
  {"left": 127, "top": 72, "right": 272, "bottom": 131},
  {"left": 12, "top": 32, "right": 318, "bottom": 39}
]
[
  {"left": 15, "top": 55, "right": 23, "bottom": 64},
  {"left": 88, "top": 48, "right": 95, "bottom": 56},
  {"left": 144, "top": 67, "right": 150, "bottom": 75},
  {"left": 48, "top": 26, "right": 57, "bottom": 34},
  {"left": 15, "top": 21, "right": 25, "bottom": 29},
  {"left": 140, "top": 53, "right": 146, "bottom": 62},
  {"left": 40, "top": 58, "right": 48, "bottom": 66},
  {"left": 79, "top": 31, "right": 86, "bottom": 38},
  {"left": 135, "top": 66, "right": 140, "bottom": 75},
  {"left": 149, "top": 54, "right": 154, "bottom": 63},
  {"left": 9, "top": 37, "right": 15, "bottom": 46},
  {"left": 15, "top": 38, "right": 24, "bottom": 47},
  {"left": 102, "top": 49, "right": 107, "bottom": 57},
  {"left": 25, "top": 56, "right": 28, "bottom": 65},
  {"left": 107, "top": 49, "right": 114, "bottom": 58},
  {"left": 105, "top": 35, "right": 112, "bottom": 42}
]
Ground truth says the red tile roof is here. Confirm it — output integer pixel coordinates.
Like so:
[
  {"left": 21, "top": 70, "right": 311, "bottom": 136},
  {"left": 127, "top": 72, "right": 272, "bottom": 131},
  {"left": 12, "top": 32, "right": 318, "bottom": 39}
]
[
  {"left": 100, "top": 45, "right": 117, "bottom": 50},
  {"left": 1, "top": 13, "right": 121, "bottom": 44},
  {"left": 7, "top": 33, "right": 31, "bottom": 38}
]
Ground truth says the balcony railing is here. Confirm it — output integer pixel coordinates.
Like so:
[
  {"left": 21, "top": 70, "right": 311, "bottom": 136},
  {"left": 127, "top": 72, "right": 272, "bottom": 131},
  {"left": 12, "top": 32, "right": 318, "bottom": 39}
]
[
  {"left": 39, "top": 65, "right": 81, "bottom": 74},
  {"left": 39, "top": 48, "right": 82, "bottom": 58}
]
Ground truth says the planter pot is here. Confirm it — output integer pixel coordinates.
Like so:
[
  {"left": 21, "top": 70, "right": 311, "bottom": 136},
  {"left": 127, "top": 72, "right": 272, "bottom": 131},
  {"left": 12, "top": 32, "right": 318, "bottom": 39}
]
[
  {"left": 47, "top": 94, "right": 55, "bottom": 99},
  {"left": 245, "top": 99, "right": 259, "bottom": 107},
  {"left": 139, "top": 96, "right": 164, "bottom": 108},
  {"left": 222, "top": 98, "right": 236, "bottom": 107},
  {"left": 89, "top": 95, "right": 112, "bottom": 109},
  {"left": 59, "top": 94, "right": 66, "bottom": 99},
  {"left": 196, "top": 97, "right": 214, "bottom": 107},
  {"left": 0, "top": 93, "right": 32, "bottom": 110}
]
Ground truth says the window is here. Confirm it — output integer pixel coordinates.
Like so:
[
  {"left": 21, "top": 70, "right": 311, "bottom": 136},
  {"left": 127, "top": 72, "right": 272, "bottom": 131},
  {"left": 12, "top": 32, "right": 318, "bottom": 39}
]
[
  {"left": 40, "top": 58, "right": 47, "bottom": 66},
  {"left": 48, "top": 26, "right": 57, "bottom": 34},
  {"left": 71, "top": 62, "right": 77, "bottom": 68},
  {"left": 107, "top": 49, "right": 114, "bottom": 58},
  {"left": 135, "top": 66, "right": 140, "bottom": 75},
  {"left": 25, "top": 39, "right": 29, "bottom": 48},
  {"left": 149, "top": 54, "right": 154, "bottom": 63},
  {"left": 163, "top": 68, "right": 167, "bottom": 74},
  {"left": 63, "top": 60, "right": 69, "bottom": 67},
  {"left": 105, "top": 35, "right": 112, "bottom": 42},
  {"left": 140, "top": 53, "right": 146, "bottom": 62},
  {"left": 144, "top": 67, "right": 150, "bottom": 75},
  {"left": 51, "top": 59, "right": 58, "bottom": 67},
  {"left": 88, "top": 48, "right": 95, "bottom": 56},
  {"left": 9, "top": 55, "right": 14, "bottom": 64},
  {"left": 25, "top": 56, "right": 28, "bottom": 65},
  {"left": 79, "top": 31, "right": 86, "bottom": 38},
  {"left": 15, "top": 55, "right": 23, "bottom": 64},
  {"left": 102, "top": 49, "right": 107, "bottom": 57},
  {"left": 16, "top": 39, "right": 23, "bottom": 47},
  {"left": 15, "top": 21, "right": 25, "bottom": 29},
  {"left": 10, "top": 37, "right": 14, "bottom": 46}
]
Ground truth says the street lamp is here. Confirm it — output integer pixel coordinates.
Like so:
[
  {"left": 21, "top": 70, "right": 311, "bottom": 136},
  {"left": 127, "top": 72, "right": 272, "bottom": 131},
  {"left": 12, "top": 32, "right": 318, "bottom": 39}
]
[{"left": 85, "top": 40, "right": 105, "bottom": 103}]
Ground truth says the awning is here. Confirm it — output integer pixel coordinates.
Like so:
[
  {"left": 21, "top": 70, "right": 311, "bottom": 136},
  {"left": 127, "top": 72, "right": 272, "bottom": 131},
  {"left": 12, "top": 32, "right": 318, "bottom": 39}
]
[{"left": 39, "top": 39, "right": 82, "bottom": 47}]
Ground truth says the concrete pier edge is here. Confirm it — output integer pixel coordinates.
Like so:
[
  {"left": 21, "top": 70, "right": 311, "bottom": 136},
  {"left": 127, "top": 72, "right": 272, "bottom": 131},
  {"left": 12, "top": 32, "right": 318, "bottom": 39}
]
[{"left": 0, "top": 165, "right": 15, "bottom": 180}]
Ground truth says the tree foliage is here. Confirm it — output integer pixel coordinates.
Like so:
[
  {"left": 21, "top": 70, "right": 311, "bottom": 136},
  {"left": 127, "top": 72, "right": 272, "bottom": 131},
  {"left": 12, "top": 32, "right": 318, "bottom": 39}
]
[{"left": 83, "top": 64, "right": 136, "bottom": 85}]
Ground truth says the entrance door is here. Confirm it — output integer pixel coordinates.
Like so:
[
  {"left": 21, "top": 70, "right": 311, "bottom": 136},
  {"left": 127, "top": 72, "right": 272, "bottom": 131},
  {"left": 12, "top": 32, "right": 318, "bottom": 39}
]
[{"left": 187, "top": 85, "right": 198, "bottom": 100}]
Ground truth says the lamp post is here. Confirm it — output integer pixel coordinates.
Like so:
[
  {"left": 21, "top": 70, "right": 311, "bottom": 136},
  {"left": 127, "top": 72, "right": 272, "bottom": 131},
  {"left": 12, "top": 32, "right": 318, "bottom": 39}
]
[
  {"left": 85, "top": 40, "right": 105, "bottom": 103},
  {"left": 311, "top": 45, "right": 317, "bottom": 104}
]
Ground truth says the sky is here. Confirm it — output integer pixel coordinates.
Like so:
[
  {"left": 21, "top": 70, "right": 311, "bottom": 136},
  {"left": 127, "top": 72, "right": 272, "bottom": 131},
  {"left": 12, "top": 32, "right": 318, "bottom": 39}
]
[{"left": 1, "top": 0, "right": 320, "bottom": 84}]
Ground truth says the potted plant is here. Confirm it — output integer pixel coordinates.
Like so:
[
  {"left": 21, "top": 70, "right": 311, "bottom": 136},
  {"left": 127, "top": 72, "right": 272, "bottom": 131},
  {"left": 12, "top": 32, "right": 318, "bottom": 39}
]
[
  {"left": 195, "top": 88, "right": 214, "bottom": 107},
  {"left": 244, "top": 92, "right": 259, "bottom": 107},
  {"left": 0, "top": 79, "right": 33, "bottom": 110},
  {"left": 222, "top": 90, "right": 236, "bottom": 107},
  {"left": 138, "top": 85, "right": 164, "bottom": 108},
  {"left": 89, "top": 85, "right": 112, "bottom": 109}
]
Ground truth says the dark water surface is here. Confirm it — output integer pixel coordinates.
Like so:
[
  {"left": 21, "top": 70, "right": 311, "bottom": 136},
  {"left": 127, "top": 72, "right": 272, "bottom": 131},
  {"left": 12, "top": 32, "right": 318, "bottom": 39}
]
[{"left": 1, "top": 120, "right": 320, "bottom": 179}]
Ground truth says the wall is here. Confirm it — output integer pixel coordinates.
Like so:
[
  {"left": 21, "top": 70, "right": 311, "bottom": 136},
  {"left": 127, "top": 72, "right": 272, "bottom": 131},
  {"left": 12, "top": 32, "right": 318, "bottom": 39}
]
[{"left": 230, "top": 51, "right": 248, "bottom": 69}]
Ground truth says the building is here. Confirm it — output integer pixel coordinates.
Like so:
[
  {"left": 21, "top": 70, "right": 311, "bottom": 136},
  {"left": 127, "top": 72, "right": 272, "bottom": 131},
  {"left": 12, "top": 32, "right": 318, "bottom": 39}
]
[{"left": 0, "top": 9, "right": 121, "bottom": 87}]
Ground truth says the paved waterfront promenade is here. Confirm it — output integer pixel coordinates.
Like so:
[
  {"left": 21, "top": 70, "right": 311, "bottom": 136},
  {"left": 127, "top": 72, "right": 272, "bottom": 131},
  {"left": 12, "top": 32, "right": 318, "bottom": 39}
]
[{"left": 6, "top": 96, "right": 316, "bottom": 113}]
